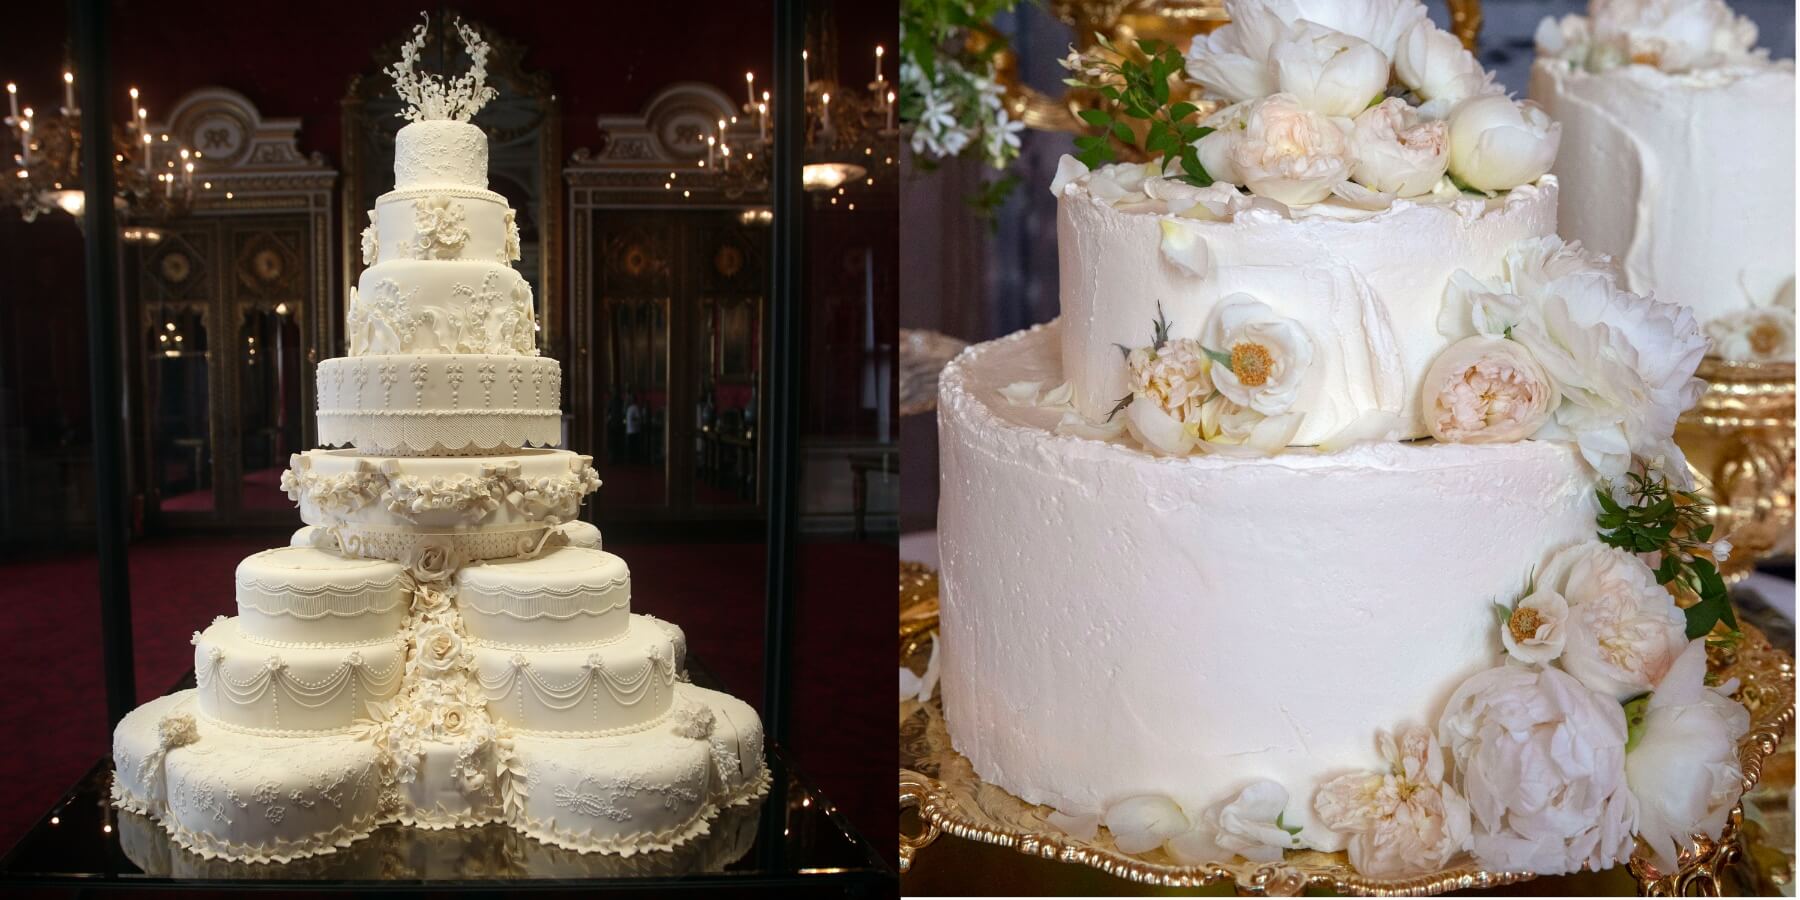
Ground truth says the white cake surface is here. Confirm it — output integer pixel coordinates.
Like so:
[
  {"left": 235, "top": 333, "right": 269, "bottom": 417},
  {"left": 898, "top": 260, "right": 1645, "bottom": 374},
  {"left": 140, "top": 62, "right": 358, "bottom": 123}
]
[
  {"left": 394, "top": 120, "right": 489, "bottom": 190},
  {"left": 350, "top": 262, "right": 536, "bottom": 356},
  {"left": 474, "top": 614, "right": 682, "bottom": 735},
  {"left": 457, "top": 547, "right": 632, "bottom": 647},
  {"left": 371, "top": 187, "right": 517, "bottom": 265},
  {"left": 235, "top": 548, "right": 408, "bottom": 645},
  {"left": 315, "top": 354, "right": 562, "bottom": 456},
  {"left": 195, "top": 617, "right": 405, "bottom": 733},
  {"left": 936, "top": 322, "right": 1599, "bottom": 841},
  {"left": 1056, "top": 172, "right": 1558, "bottom": 442},
  {"left": 1530, "top": 58, "right": 1795, "bottom": 327}
]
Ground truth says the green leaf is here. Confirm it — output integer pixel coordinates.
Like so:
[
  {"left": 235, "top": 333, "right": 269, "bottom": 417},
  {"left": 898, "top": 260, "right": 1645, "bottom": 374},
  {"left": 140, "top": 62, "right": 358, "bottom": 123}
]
[
  {"left": 1203, "top": 347, "right": 1233, "bottom": 370},
  {"left": 1169, "top": 101, "right": 1197, "bottom": 122},
  {"left": 1150, "top": 301, "right": 1173, "bottom": 349},
  {"left": 1104, "top": 392, "right": 1133, "bottom": 423},
  {"left": 1622, "top": 694, "right": 1651, "bottom": 752},
  {"left": 1111, "top": 121, "right": 1136, "bottom": 145},
  {"left": 1078, "top": 108, "right": 1112, "bottom": 129},
  {"left": 1654, "top": 552, "right": 1681, "bottom": 585},
  {"left": 1492, "top": 601, "right": 1513, "bottom": 629},
  {"left": 1274, "top": 811, "right": 1304, "bottom": 837}
]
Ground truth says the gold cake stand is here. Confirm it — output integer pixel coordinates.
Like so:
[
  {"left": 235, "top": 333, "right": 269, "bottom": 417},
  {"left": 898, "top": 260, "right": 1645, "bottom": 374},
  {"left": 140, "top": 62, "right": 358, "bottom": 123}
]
[
  {"left": 900, "top": 562, "right": 1797, "bottom": 896},
  {"left": 1679, "top": 357, "right": 1797, "bottom": 581}
]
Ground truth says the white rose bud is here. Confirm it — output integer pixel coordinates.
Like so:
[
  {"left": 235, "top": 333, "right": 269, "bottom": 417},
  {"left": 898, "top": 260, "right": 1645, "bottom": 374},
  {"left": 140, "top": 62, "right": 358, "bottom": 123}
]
[
  {"left": 1198, "top": 94, "right": 1353, "bottom": 206},
  {"left": 1446, "top": 95, "right": 1561, "bottom": 192},
  {"left": 1423, "top": 336, "right": 1557, "bottom": 444},
  {"left": 1271, "top": 24, "right": 1392, "bottom": 118},
  {"left": 1394, "top": 21, "right": 1492, "bottom": 105},
  {"left": 1350, "top": 99, "right": 1450, "bottom": 197}
]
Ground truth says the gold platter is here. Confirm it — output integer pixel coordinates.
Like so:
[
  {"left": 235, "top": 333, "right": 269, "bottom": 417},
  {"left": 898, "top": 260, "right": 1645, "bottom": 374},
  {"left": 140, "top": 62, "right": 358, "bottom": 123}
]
[
  {"left": 1678, "top": 356, "right": 1797, "bottom": 580},
  {"left": 900, "top": 563, "right": 1796, "bottom": 896}
]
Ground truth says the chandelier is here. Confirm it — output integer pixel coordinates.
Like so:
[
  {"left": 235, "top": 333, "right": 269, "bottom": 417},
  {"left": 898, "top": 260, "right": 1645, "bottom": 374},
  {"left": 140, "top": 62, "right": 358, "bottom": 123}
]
[
  {"left": 669, "top": 43, "right": 899, "bottom": 207},
  {"left": 2, "top": 71, "right": 204, "bottom": 235}
]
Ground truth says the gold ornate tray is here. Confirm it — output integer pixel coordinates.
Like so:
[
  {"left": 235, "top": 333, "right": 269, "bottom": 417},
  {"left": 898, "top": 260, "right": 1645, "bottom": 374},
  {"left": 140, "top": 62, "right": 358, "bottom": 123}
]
[{"left": 900, "top": 562, "right": 1796, "bottom": 896}]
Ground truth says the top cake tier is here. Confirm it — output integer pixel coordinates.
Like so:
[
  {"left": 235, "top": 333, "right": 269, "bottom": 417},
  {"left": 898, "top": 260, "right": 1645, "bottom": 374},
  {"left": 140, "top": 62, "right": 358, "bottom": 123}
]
[
  {"left": 395, "top": 120, "right": 488, "bottom": 190},
  {"left": 1056, "top": 168, "right": 1558, "bottom": 444}
]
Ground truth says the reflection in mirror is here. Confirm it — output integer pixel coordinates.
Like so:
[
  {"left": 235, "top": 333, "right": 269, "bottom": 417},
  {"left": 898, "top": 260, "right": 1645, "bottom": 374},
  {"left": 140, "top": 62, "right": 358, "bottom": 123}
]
[
  {"left": 237, "top": 305, "right": 303, "bottom": 512},
  {"left": 698, "top": 295, "right": 761, "bottom": 506},
  {"left": 602, "top": 296, "right": 670, "bottom": 507},
  {"left": 146, "top": 306, "right": 212, "bottom": 511}
]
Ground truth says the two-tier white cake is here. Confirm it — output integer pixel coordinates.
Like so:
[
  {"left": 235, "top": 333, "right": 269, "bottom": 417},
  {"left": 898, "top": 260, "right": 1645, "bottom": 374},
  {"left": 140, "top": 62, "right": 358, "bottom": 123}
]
[
  {"left": 110, "top": 17, "right": 767, "bottom": 864},
  {"left": 938, "top": 0, "right": 1749, "bottom": 880}
]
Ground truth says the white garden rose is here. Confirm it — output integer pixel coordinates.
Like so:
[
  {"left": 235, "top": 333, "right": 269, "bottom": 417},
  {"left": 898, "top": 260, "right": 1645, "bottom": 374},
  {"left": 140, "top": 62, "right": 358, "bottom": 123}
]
[
  {"left": 1538, "top": 541, "right": 1688, "bottom": 702},
  {"left": 1124, "top": 340, "right": 1213, "bottom": 456},
  {"left": 1438, "top": 664, "right": 1637, "bottom": 875},
  {"left": 1314, "top": 726, "right": 1472, "bottom": 878},
  {"left": 1186, "top": 0, "right": 1426, "bottom": 97},
  {"left": 1349, "top": 99, "right": 1450, "bottom": 198},
  {"left": 1446, "top": 95, "right": 1560, "bottom": 193},
  {"left": 1103, "top": 794, "right": 1190, "bottom": 855},
  {"left": 1394, "top": 21, "right": 1493, "bottom": 107},
  {"left": 1196, "top": 94, "right": 1353, "bottom": 206},
  {"left": 1271, "top": 23, "right": 1391, "bottom": 118},
  {"left": 1166, "top": 780, "right": 1305, "bottom": 864},
  {"left": 1591, "top": 0, "right": 1761, "bottom": 72},
  {"left": 1706, "top": 304, "right": 1795, "bottom": 363},
  {"left": 1626, "top": 638, "right": 1751, "bottom": 874},
  {"left": 1201, "top": 295, "right": 1314, "bottom": 415},
  {"left": 1500, "top": 587, "right": 1570, "bottom": 665},
  {"left": 1422, "top": 336, "right": 1558, "bottom": 444}
]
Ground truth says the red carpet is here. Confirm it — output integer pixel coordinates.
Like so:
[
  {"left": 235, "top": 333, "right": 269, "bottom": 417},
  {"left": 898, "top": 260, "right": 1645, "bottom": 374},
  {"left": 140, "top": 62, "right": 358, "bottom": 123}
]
[{"left": 0, "top": 532, "right": 894, "bottom": 864}]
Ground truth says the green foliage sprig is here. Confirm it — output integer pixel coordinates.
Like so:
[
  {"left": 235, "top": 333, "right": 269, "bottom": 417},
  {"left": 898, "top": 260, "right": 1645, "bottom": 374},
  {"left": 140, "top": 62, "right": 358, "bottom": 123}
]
[
  {"left": 1060, "top": 35, "right": 1214, "bottom": 186},
  {"left": 1595, "top": 470, "right": 1738, "bottom": 643}
]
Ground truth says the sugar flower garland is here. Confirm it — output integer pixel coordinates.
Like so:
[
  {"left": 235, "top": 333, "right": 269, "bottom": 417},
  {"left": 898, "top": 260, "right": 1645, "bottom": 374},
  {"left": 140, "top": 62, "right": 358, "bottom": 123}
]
[{"left": 387, "top": 13, "right": 497, "bottom": 123}]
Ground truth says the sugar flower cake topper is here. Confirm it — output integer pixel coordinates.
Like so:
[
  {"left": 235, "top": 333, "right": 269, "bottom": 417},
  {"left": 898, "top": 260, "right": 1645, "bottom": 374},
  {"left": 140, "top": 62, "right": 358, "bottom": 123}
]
[{"left": 387, "top": 12, "right": 497, "bottom": 123}]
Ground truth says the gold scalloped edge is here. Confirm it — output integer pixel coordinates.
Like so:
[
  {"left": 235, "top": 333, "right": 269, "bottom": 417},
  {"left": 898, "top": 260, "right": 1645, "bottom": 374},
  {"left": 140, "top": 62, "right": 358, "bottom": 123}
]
[{"left": 900, "top": 559, "right": 1795, "bottom": 895}]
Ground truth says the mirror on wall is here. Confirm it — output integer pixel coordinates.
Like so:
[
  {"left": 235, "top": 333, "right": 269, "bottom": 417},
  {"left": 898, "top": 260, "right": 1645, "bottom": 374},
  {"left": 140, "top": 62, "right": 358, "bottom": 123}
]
[
  {"left": 236, "top": 304, "right": 303, "bottom": 512},
  {"left": 145, "top": 304, "right": 213, "bottom": 512}
]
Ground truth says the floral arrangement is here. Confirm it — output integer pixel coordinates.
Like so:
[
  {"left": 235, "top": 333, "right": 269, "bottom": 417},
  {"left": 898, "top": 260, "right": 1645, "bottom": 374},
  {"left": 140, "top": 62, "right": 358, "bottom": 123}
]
[
  {"left": 1536, "top": 0, "right": 1764, "bottom": 74},
  {"left": 1057, "top": 0, "right": 1558, "bottom": 209},
  {"left": 387, "top": 13, "right": 497, "bottom": 124},
  {"left": 899, "top": 0, "right": 1027, "bottom": 215}
]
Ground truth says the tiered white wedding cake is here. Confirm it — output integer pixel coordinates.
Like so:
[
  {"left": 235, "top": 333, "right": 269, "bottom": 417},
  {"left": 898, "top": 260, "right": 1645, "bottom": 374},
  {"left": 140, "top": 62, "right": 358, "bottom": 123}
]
[
  {"left": 110, "top": 17, "right": 767, "bottom": 864},
  {"left": 1531, "top": 0, "right": 1796, "bottom": 362},
  {"left": 938, "top": 0, "right": 1751, "bottom": 879}
]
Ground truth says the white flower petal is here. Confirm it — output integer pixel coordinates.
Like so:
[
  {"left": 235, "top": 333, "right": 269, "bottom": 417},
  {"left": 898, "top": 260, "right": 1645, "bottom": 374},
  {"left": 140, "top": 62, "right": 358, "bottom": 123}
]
[{"left": 1158, "top": 219, "right": 1212, "bottom": 277}]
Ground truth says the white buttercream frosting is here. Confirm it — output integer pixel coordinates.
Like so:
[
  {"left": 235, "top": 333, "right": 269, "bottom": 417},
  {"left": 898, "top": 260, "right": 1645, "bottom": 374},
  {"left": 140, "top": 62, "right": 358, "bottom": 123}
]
[
  {"left": 937, "top": 322, "right": 1599, "bottom": 841},
  {"left": 1056, "top": 168, "right": 1558, "bottom": 442},
  {"left": 1530, "top": 54, "right": 1795, "bottom": 340}
]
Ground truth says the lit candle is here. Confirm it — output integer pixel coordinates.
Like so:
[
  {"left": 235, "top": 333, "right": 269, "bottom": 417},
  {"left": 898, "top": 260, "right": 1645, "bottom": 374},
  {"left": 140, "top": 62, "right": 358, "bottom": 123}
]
[
  {"left": 745, "top": 71, "right": 755, "bottom": 107},
  {"left": 184, "top": 160, "right": 194, "bottom": 189},
  {"left": 17, "top": 117, "right": 29, "bottom": 164},
  {"left": 707, "top": 135, "right": 715, "bottom": 168},
  {"left": 821, "top": 92, "right": 831, "bottom": 130},
  {"left": 802, "top": 49, "right": 809, "bottom": 91},
  {"left": 128, "top": 87, "right": 138, "bottom": 135},
  {"left": 875, "top": 45, "right": 885, "bottom": 84},
  {"left": 142, "top": 132, "right": 152, "bottom": 175},
  {"left": 886, "top": 90, "right": 896, "bottom": 131},
  {"left": 758, "top": 101, "right": 767, "bottom": 142},
  {"left": 62, "top": 71, "right": 73, "bottom": 114},
  {"left": 5, "top": 83, "right": 16, "bottom": 121}
]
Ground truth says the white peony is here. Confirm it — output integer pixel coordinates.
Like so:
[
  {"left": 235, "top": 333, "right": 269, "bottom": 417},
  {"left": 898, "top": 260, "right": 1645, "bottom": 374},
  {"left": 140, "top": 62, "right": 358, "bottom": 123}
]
[
  {"left": 1196, "top": 94, "right": 1354, "bottom": 206},
  {"left": 1446, "top": 94, "right": 1560, "bottom": 193},
  {"left": 1438, "top": 664, "right": 1638, "bottom": 875},
  {"left": 1271, "top": 23, "right": 1392, "bottom": 118},
  {"left": 1201, "top": 295, "right": 1313, "bottom": 415},
  {"left": 1591, "top": 0, "right": 1762, "bottom": 72},
  {"left": 1394, "top": 21, "right": 1494, "bottom": 107},
  {"left": 1422, "top": 335, "right": 1558, "bottom": 444},
  {"left": 1538, "top": 540, "right": 1688, "bottom": 702},
  {"left": 1501, "top": 587, "right": 1570, "bottom": 665},
  {"left": 1349, "top": 99, "right": 1450, "bottom": 198},
  {"left": 1103, "top": 794, "right": 1190, "bottom": 854},
  {"left": 1124, "top": 339, "right": 1213, "bottom": 456},
  {"left": 1440, "top": 236, "right": 1707, "bottom": 480},
  {"left": 1185, "top": 0, "right": 1426, "bottom": 101},
  {"left": 1706, "top": 304, "right": 1795, "bottom": 363},
  {"left": 1166, "top": 780, "right": 1305, "bottom": 864},
  {"left": 1314, "top": 726, "right": 1472, "bottom": 878},
  {"left": 1626, "top": 638, "right": 1751, "bottom": 874}
]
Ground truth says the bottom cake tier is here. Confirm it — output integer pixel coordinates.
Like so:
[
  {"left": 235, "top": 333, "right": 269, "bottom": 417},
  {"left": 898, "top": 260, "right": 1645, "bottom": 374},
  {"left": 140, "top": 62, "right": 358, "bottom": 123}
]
[
  {"left": 936, "top": 321, "right": 1600, "bottom": 844},
  {"left": 112, "top": 684, "right": 769, "bottom": 862}
]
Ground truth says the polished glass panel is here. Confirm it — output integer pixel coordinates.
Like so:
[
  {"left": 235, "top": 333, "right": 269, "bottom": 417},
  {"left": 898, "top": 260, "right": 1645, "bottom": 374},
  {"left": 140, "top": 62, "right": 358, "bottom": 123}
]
[
  {"left": 236, "top": 305, "right": 302, "bottom": 512},
  {"left": 145, "top": 306, "right": 213, "bottom": 512}
]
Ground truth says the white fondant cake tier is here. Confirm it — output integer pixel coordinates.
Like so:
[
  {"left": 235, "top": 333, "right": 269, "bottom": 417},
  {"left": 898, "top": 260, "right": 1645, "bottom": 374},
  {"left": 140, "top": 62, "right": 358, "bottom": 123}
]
[
  {"left": 112, "top": 690, "right": 388, "bottom": 863},
  {"left": 350, "top": 261, "right": 536, "bottom": 357},
  {"left": 394, "top": 120, "right": 488, "bottom": 190},
  {"left": 234, "top": 548, "right": 409, "bottom": 645},
  {"left": 371, "top": 187, "right": 515, "bottom": 265},
  {"left": 456, "top": 547, "right": 631, "bottom": 648},
  {"left": 1530, "top": 58, "right": 1795, "bottom": 327},
  {"left": 507, "top": 682, "right": 771, "bottom": 855},
  {"left": 315, "top": 354, "right": 561, "bottom": 456},
  {"left": 556, "top": 519, "right": 602, "bottom": 550},
  {"left": 1056, "top": 172, "right": 1558, "bottom": 442},
  {"left": 937, "top": 322, "right": 1599, "bottom": 841},
  {"left": 398, "top": 738, "right": 502, "bottom": 830},
  {"left": 473, "top": 615, "right": 682, "bottom": 735},
  {"left": 194, "top": 617, "right": 405, "bottom": 734}
]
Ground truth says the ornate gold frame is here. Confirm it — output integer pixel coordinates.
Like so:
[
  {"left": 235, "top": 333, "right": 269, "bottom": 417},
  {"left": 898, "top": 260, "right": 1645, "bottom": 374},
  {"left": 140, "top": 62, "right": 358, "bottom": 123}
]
[{"left": 900, "top": 562, "right": 1795, "bottom": 895}]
